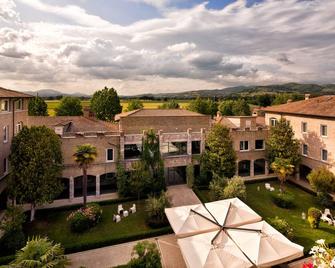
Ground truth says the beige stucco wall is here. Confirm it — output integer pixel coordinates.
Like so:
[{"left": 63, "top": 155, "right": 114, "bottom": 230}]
[{"left": 265, "top": 112, "right": 333, "bottom": 172}]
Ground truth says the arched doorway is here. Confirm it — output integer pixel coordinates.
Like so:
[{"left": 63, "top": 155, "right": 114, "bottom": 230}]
[
  {"left": 100, "top": 173, "right": 117, "bottom": 194},
  {"left": 74, "top": 175, "right": 96, "bottom": 197},
  {"left": 299, "top": 164, "right": 312, "bottom": 181},
  {"left": 238, "top": 160, "right": 250, "bottom": 177},
  {"left": 254, "top": 159, "right": 266, "bottom": 176},
  {"left": 55, "top": 178, "right": 70, "bottom": 200}
]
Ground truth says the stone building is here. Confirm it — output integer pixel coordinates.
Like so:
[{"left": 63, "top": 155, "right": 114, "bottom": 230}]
[
  {"left": 0, "top": 87, "right": 32, "bottom": 209},
  {"left": 215, "top": 113, "right": 271, "bottom": 179},
  {"left": 262, "top": 95, "right": 335, "bottom": 181}
]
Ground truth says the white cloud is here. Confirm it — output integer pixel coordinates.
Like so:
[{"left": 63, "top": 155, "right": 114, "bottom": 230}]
[
  {"left": 0, "top": 0, "right": 20, "bottom": 22},
  {"left": 129, "top": 0, "right": 171, "bottom": 9},
  {"left": 1, "top": 0, "right": 335, "bottom": 94}
]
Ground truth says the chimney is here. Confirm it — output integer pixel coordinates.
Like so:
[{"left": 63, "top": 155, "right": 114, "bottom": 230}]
[
  {"left": 287, "top": 99, "right": 293, "bottom": 103},
  {"left": 83, "top": 107, "right": 95, "bottom": 119},
  {"left": 305, "top": 94, "right": 311, "bottom": 100}
]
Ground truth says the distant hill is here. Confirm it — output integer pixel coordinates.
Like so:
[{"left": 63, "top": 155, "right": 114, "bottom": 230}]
[
  {"left": 124, "top": 83, "right": 335, "bottom": 99},
  {"left": 24, "top": 89, "right": 90, "bottom": 98}
]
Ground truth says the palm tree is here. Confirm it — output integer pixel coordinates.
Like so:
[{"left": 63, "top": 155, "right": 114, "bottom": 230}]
[
  {"left": 73, "top": 144, "right": 97, "bottom": 207},
  {"left": 271, "top": 157, "right": 295, "bottom": 192},
  {"left": 9, "top": 236, "right": 69, "bottom": 268}
]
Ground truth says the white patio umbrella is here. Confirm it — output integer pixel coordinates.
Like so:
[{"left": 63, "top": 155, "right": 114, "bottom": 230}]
[
  {"left": 178, "top": 230, "right": 254, "bottom": 268},
  {"left": 165, "top": 198, "right": 262, "bottom": 238},
  {"left": 227, "top": 221, "right": 304, "bottom": 267}
]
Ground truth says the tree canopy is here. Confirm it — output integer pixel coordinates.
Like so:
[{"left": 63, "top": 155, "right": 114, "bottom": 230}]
[
  {"left": 201, "top": 124, "right": 237, "bottom": 179},
  {"left": 90, "top": 87, "right": 122, "bottom": 121},
  {"left": 126, "top": 99, "right": 144, "bottom": 111},
  {"left": 187, "top": 97, "right": 217, "bottom": 116},
  {"left": 218, "top": 99, "right": 251, "bottom": 116},
  {"left": 266, "top": 118, "right": 300, "bottom": 167},
  {"left": 28, "top": 96, "right": 48, "bottom": 116},
  {"left": 55, "top": 96, "right": 83, "bottom": 116},
  {"left": 8, "top": 126, "right": 63, "bottom": 221},
  {"left": 159, "top": 99, "right": 180, "bottom": 109}
]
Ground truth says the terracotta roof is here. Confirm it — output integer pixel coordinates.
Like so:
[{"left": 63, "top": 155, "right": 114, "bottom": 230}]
[
  {"left": 115, "top": 109, "right": 206, "bottom": 120},
  {"left": 261, "top": 95, "right": 335, "bottom": 118},
  {"left": 27, "top": 116, "right": 119, "bottom": 133},
  {"left": 0, "top": 87, "right": 33, "bottom": 98}
]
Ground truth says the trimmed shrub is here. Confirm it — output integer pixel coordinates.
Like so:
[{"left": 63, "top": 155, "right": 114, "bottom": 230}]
[
  {"left": 67, "top": 203, "right": 103, "bottom": 233},
  {"left": 308, "top": 207, "right": 322, "bottom": 229},
  {"left": 271, "top": 191, "right": 295, "bottom": 208},
  {"left": 146, "top": 191, "right": 170, "bottom": 228},
  {"left": 268, "top": 216, "right": 294, "bottom": 240},
  {"left": 223, "top": 176, "right": 247, "bottom": 200},
  {"left": 127, "top": 241, "right": 162, "bottom": 268},
  {"left": 209, "top": 175, "right": 227, "bottom": 201}
]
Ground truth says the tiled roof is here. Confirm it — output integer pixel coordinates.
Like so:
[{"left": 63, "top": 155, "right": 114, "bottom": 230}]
[
  {"left": 27, "top": 116, "right": 119, "bottom": 133},
  {"left": 261, "top": 95, "right": 335, "bottom": 118},
  {"left": 115, "top": 109, "right": 206, "bottom": 120},
  {"left": 0, "top": 87, "right": 33, "bottom": 98}
]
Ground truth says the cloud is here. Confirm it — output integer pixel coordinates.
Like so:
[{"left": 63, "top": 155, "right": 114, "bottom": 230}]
[
  {"left": 129, "top": 0, "right": 171, "bottom": 9},
  {"left": 1, "top": 0, "right": 335, "bottom": 94},
  {"left": 0, "top": 0, "right": 20, "bottom": 22}
]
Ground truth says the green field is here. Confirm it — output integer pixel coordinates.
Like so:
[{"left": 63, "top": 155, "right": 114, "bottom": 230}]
[
  {"left": 46, "top": 100, "right": 191, "bottom": 116},
  {"left": 196, "top": 181, "right": 335, "bottom": 252}
]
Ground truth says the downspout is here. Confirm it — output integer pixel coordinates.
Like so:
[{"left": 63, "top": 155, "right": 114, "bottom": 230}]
[{"left": 12, "top": 98, "right": 15, "bottom": 140}]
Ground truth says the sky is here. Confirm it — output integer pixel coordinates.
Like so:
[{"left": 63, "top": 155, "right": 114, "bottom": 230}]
[{"left": 0, "top": 0, "right": 334, "bottom": 95}]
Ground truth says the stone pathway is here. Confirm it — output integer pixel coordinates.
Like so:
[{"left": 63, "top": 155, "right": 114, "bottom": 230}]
[{"left": 166, "top": 184, "right": 201, "bottom": 207}]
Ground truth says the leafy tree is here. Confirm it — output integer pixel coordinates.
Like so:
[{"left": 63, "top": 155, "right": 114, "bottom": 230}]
[
  {"left": 209, "top": 175, "right": 227, "bottom": 201},
  {"left": 218, "top": 100, "right": 234, "bottom": 116},
  {"left": 28, "top": 96, "right": 48, "bottom": 116},
  {"left": 271, "top": 157, "right": 294, "bottom": 191},
  {"left": 8, "top": 126, "right": 63, "bottom": 221},
  {"left": 187, "top": 97, "right": 217, "bottom": 116},
  {"left": 90, "top": 87, "right": 122, "bottom": 121},
  {"left": 128, "top": 241, "right": 162, "bottom": 268},
  {"left": 159, "top": 99, "right": 180, "bottom": 109},
  {"left": 266, "top": 118, "right": 300, "bottom": 167},
  {"left": 130, "top": 161, "right": 150, "bottom": 200},
  {"left": 232, "top": 99, "right": 251, "bottom": 116},
  {"left": 141, "top": 129, "right": 165, "bottom": 192},
  {"left": 255, "top": 94, "right": 274, "bottom": 107},
  {"left": 127, "top": 99, "right": 144, "bottom": 111},
  {"left": 272, "top": 93, "right": 303, "bottom": 105},
  {"left": 73, "top": 144, "right": 97, "bottom": 207},
  {"left": 307, "top": 167, "right": 335, "bottom": 206},
  {"left": 9, "top": 236, "right": 69, "bottom": 268},
  {"left": 201, "top": 124, "right": 236, "bottom": 180},
  {"left": 55, "top": 96, "right": 83, "bottom": 116},
  {"left": 116, "top": 160, "right": 131, "bottom": 197},
  {"left": 0, "top": 206, "right": 26, "bottom": 254}
]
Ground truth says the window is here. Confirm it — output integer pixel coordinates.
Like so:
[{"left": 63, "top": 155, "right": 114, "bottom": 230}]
[
  {"left": 15, "top": 99, "right": 22, "bottom": 110},
  {"left": 321, "top": 125, "right": 327, "bottom": 137},
  {"left": 321, "top": 149, "right": 328, "bottom": 161},
  {"left": 301, "top": 122, "right": 307, "bottom": 133},
  {"left": 270, "top": 118, "right": 277, "bottom": 127},
  {"left": 3, "top": 126, "right": 8, "bottom": 143},
  {"left": 15, "top": 122, "right": 23, "bottom": 134},
  {"left": 124, "top": 144, "right": 142, "bottom": 160},
  {"left": 161, "top": 141, "right": 187, "bottom": 156},
  {"left": 192, "top": 141, "right": 201, "bottom": 155},
  {"left": 106, "top": 148, "right": 114, "bottom": 162},
  {"left": 0, "top": 99, "right": 9, "bottom": 112},
  {"left": 302, "top": 144, "right": 308, "bottom": 156},
  {"left": 255, "top": 139, "right": 264, "bottom": 150},
  {"left": 240, "top": 141, "right": 249, "bottom": 151},
  {"left": 3, "top": 158, "right": 8, "bottom": 174}
]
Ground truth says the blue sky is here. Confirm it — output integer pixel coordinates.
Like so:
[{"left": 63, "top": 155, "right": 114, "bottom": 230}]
[{"left": 0, "top": 0, "right": 334, "bottom": 95}]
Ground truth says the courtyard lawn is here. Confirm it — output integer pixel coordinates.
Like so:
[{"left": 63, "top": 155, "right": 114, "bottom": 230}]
[
  {"left": 46, "top": 100, "right": 191, "bottom": 116},
  {"left": 196, "top": 181, "right": 335, "bottom": 252},
  {"left": 24, "top": 200, "right": 170, "bottom": 253}
]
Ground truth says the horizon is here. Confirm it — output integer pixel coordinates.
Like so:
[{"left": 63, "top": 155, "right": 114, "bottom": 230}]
[{"left": 1, "top": 0, "right": 335, "bottom": 95}]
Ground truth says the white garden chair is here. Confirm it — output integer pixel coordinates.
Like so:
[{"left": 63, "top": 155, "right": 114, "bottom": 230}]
[
  {"left": 130, "top": 204, "right": 136, "bottom": 214},
  {"left": 123, "top": 210, "right": 129, "bottom": 217},
  {"left": 113, "top": 214, "right": 121, "bottom": 223},
  {"left": 321, "top": 208, "right": 335, "bottom": 225},
  {"left": 117, "top": 204, "right": 124, "bottom": 215},
  {"left": 265, "top": 183, "right": 271, "bottom": 190}
]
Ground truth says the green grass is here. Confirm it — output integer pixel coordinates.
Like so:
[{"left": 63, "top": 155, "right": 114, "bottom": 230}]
[
  {"left": 24, "top": 200, "right": 169, "bottom": 252},
  {"left": 197, "top": 181, "right": 335, "bottom": 252},
  {"left": 46, "top": 100, "right": 191, "bottom": 116}
]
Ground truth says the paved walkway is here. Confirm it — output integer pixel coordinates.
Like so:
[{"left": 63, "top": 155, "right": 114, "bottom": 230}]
[{"left": 166, "top": 184, "right": 201, "bottom": 207}]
